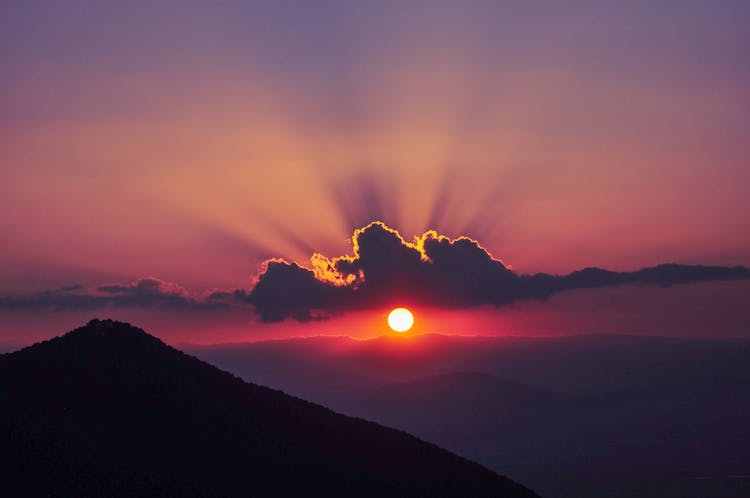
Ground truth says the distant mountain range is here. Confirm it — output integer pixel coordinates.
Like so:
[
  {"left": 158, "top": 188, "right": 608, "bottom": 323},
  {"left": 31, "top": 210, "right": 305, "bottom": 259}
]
[
  {"left": 354, "top": 371, "right": 750, "bottom": 498},
  {"left": 190, "top": 333, "right": 750, "bottom": 498},
  {"left": 0, "top": 319, "right": 538, "bottom": 498}
]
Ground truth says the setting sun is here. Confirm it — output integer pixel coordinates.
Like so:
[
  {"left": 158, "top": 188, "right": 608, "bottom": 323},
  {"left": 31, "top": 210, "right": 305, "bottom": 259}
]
[{"left": 387, "top": 308, "right": 414, "bottom": 333}]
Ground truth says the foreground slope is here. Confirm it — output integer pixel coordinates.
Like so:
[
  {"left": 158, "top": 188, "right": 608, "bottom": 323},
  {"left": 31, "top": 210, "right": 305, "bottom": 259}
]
[
  {"left": 0, "top": 319, "right": 538, "bottom": 498},
  {"left": 190, "top": 334, "right": 750, "bottom": 498}
]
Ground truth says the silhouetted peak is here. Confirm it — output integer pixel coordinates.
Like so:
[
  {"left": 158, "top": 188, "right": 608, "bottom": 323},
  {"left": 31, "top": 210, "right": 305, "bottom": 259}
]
[
  {"left": 77, "top": 317, "right": 139, "bottom": 331},
  {"left": 68, "top": 318, "right": 165, "bottom": 347},
  {"left": 87, "top": 318, "right": 126, "bottom": 328},
  {"left": 11, "top": 318, "right": 170, "bottom": 363},
  {"left": 1, "top": 321, "right": 540, "bottom": 498}
]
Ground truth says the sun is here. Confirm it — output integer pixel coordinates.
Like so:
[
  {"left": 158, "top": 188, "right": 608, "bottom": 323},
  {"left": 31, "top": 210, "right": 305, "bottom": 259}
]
[{"left": 387, "top": 307, "right": 414, "bottom": 333}]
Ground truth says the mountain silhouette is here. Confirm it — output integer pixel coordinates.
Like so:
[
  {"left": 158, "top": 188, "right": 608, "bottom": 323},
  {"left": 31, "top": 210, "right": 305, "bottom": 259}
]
[
  {"left": 190, "top": 334, "right": 750, "bottom": 498},
  {"left": 353, "top": 373, "right": 750, "bottom": 498},
  {"left": 0, "top": 319, "right": 538, "bottom": 497}
]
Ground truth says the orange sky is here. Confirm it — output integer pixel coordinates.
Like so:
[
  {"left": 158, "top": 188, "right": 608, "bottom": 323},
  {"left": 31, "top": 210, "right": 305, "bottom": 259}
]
[{"left": 1, "top": 1, "right": 749, "bottom": 344}]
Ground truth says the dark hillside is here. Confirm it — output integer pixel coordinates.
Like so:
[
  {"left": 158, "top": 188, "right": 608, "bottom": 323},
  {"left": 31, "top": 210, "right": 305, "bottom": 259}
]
[{"left": 0, "top": 319, "right": 538, "bottom": 498}]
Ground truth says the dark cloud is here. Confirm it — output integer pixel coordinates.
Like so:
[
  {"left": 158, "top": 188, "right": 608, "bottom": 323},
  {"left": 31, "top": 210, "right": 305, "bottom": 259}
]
[
  {"left": 207, "top": 289, "right": 249, "bottom": 303},
  {"left": 248, "top": 260, "right": 346, "bottom": 323},
  {"left": 3, "top": 223, "right": 749, "bottom": 322},
  {"left": 59, "top": 284, "right": 83, "bottom": 291},
  {"left": 96, "top": 278, "right": 222, "bottom": 310},
  {"left": 0, "top": 288, "right": 106, "bottom": 312},
  {"left": 247, "top": 221, "right": 750, "bottom": 322},
  {"left": 0, "top": 278, "right": 235, "bottom": 312}
]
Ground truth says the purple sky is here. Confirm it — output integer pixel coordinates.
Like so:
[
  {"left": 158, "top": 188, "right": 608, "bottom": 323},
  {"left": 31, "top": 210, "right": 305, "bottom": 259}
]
[{"left": 1, "top": 1, "right": 749, "bottom": 344}]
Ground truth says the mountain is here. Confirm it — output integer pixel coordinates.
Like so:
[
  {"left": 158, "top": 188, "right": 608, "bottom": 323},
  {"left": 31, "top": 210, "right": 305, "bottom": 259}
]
[
  {"left": 502, "top": 378, "right": 750, "bottom": 498},
  {"left": 353, "top": 373, "right": 750, "bottom": 498},
  {"left": 188, "top": 334, "right": 750, "bottom": 498},
  {"left": 189, "top": 333, "right": 750, "bottom": 406},
  {"left": 0, "top": 319, "right": 538, "bottom": 498},
  {"left": 354, "top": 372, "right": 572, "bottom": 453}
]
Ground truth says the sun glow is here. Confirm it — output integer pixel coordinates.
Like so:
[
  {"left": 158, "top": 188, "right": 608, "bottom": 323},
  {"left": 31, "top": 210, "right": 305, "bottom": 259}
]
[{"left": 387, "top": 307, "right": 414, "bottom": 333}]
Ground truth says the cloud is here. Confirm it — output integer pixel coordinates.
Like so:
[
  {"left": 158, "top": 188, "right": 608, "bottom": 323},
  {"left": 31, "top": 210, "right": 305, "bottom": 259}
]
[
  {"left": 96, "top": 278, "right": 221, "bottom": 310},
  {"left": 3, "top": 222, "right": 749, "bottom": 322},
  {"left": 0, "top": 278, "right": 236, "bottom": 312},
  {"left": 246, "top": 221, "right": 750, "bottom": 322},
  {"left": 248, "top": 260, "right": 347, "bottom": 323},
  {"left": 0, "top": 286, "right": 106, "bottom": 312}
]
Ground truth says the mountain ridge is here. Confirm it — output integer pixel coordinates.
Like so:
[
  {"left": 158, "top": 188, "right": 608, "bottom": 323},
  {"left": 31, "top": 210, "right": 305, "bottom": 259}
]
[{"left": 0, "top": 319, "right": 539, "bottom": 498}]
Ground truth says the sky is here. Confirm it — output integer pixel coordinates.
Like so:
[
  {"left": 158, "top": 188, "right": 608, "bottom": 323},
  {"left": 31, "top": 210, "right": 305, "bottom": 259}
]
[{"left": 1, "top": 1, "right": 749, "bottom": 345}]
